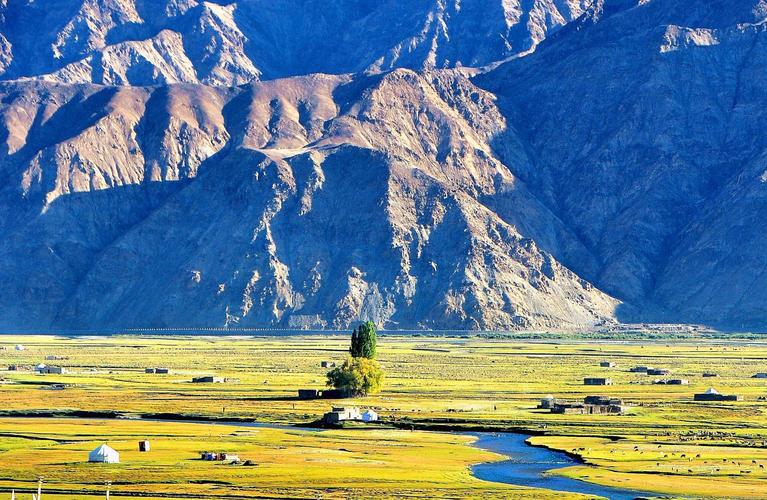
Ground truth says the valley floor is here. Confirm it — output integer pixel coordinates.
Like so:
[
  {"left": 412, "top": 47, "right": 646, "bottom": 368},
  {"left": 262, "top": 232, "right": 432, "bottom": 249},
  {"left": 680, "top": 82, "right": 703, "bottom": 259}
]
[{"left": 1, "top": 334, "right": 767, "bottom": 498}]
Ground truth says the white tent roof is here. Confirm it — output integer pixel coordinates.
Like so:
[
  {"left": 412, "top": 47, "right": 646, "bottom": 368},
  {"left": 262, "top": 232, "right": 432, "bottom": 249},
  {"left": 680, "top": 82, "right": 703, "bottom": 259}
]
[
  {"left": 704, "top": 387, "right": 719, "bottom": 395},
  {"left": 89, "top": 443, "right": 120, "bottom": 463}
]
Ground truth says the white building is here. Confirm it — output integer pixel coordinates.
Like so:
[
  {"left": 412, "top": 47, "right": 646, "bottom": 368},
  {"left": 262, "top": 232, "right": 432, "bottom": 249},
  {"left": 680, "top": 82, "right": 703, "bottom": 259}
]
[
  {"left": 361, "top": 409, "right": 379, "bottom": 422},
  {"left": 89, "top": 444, "right": 120, "bottom": 463},
  {"left": 323, "top": 406, "right": 362, "bottom": 424},
  {"left": 15, "top": 345, "right": 24, "bottom": 351}
]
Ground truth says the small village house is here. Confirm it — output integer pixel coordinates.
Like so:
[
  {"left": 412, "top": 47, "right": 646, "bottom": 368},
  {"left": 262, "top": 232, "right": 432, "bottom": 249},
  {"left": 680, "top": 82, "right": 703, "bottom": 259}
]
[
  {"left": 323, "top": 406, "right": 362, "bottom": 424},
  {"left": 653, "top": 379, "right": 689, "bottom": 385},
  {"left": 538, "top": 395, "right": 557, "bottom": 409},
  {"left": 321, "top": 388, "right": 353, "bottom": 399},
  {"left": 139, "top": 440, "right": 150, "bottom": 452},
  {"left": 192, "top": 376, "right": 224, "bottom": 383},
  {"left": 201, "top": 451, "right": 239, "bottom": 462},
  {"left": 298, "top": 389, "right": 319, "bottom": 399},
  {"left": 36, "top": 364, "right": 65, "bottom": 374},
  {"left": 630, "top": 366, "right": 650, "bottom": 373},
  {"left": 667, "top": 379, "right": 688, "bottom": 385},
  {"left": 694, "top": 387, "right": 742, "bottom": 402},
  {"left": 647, "top": 368, "right": 670, "bottom": 376},
  {"left": 752, "top": 373, "right": 767, "bottom": 379},
  {"left": 600, "top": 361, "right": 616, "bottom": 368},
  {"left": 146, "top": 368, "right": 170, "bottom": 374},
  {"left": 584, "top": 377, "right": 612, "bottom": 386},
  {"left": 361, "top": 409, "right": 379, "bottom": 422},
  {"left": 549, "top": 396, "right": 624, "bottom": 415}
]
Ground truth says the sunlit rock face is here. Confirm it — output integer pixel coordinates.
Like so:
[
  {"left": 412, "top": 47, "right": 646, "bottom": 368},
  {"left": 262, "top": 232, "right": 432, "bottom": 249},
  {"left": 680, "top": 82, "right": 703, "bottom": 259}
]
[
  {"left": 0, "top": 0, "right": 591, "bottom": 85},
  {"left": 1, "top": 0, "right": 766, "bottom": 331}
]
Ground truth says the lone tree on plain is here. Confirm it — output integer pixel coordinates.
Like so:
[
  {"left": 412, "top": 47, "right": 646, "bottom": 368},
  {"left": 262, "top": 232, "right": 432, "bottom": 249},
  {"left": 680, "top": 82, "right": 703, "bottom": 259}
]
[
  {"left": 327, "top": 322, "right": 384, "bottom": 396},
  {"left": 350, "top": 321, "right": 377, "bottom": 359}
]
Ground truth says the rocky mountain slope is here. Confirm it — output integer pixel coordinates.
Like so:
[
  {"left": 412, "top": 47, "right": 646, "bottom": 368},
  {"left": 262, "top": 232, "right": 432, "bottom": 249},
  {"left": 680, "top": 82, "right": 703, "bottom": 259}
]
[
  {"left": 0, "top": 0, "right": 591, "bottom": 85},
  {"left": 0, "top": 0, "right": 765, "bottom": 331},
  {"left": 479, "top": 0, "right": 767, "bottom": 327},
  {"left": 0, "top": 72, "right": 617, "bottom": 330}
]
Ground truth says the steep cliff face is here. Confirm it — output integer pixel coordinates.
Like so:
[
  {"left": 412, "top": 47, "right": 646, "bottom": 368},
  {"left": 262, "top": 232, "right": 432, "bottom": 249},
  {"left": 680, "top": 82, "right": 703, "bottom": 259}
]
[{"left": 1, "top": 0, "right": 766, "bottom": 331}]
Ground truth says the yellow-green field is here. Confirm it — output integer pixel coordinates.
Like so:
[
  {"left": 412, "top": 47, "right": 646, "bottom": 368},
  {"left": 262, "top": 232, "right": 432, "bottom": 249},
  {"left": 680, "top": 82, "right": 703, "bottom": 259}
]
[{"left": 1, "top": 334, "right": 767, "bottom": 498}]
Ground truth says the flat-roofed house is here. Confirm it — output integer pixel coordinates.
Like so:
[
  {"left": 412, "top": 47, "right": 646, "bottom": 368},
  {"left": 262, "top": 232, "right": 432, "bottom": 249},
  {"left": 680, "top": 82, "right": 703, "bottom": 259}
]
[
  {"left": 584, "top": 377, "right": 612, "bottom": 386},
  {"left": 323, "top": 407, "right": 362, "bottom": 424}
]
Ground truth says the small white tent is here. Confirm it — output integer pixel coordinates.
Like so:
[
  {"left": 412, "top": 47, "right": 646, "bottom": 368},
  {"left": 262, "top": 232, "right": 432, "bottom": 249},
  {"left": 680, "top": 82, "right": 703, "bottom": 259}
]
[
  {"left": 89, "top": 444, "right": 120, "bottom": 463},
  {"left": 361, "top": 409, "right": 378, "bottom": 422}
]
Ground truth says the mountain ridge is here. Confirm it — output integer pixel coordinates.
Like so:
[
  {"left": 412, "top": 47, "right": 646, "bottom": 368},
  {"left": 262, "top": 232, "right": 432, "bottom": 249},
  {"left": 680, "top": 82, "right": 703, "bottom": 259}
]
[{"left": 1, "top": 0, "right": 766, "bottom": 331}]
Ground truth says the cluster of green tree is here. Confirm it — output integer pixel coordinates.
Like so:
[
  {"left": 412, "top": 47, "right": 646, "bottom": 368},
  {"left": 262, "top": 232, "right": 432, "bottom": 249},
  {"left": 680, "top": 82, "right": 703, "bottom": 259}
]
[{"left": 327, "top": 321, "right": 384, "bottom": 396}]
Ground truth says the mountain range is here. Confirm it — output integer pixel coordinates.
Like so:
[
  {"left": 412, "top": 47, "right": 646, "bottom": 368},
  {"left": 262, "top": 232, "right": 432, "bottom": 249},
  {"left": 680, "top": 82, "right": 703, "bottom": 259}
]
[{"left": 1, "top": 0, "right": 766, "bottom": 331}]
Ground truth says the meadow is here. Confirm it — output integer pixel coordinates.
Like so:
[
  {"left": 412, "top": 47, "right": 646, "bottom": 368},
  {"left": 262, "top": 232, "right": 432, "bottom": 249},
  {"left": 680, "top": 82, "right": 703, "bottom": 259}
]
[{"left": 1, "top": 334, "right": 767, "bottom": 498}]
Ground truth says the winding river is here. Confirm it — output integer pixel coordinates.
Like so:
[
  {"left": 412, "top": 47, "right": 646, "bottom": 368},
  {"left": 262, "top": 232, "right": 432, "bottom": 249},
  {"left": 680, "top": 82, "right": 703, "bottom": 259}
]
[
  {"left": 214, "top": 420, "right": 658, "bottom": 498},
  {"left": 58, "top": 417, "right": 658, "bottom": 498},
  {"left": 470, "top": 432, "right": 657, "bottom": 499}
]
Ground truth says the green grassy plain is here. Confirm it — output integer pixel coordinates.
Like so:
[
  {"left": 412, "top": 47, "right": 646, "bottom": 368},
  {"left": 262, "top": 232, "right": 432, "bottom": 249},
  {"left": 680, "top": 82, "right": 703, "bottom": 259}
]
[{"left": 1, "top": 334, "right": 767, "bottom": 498}]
